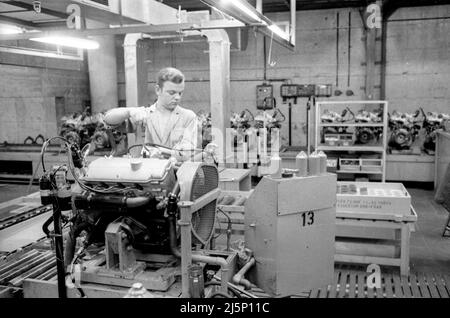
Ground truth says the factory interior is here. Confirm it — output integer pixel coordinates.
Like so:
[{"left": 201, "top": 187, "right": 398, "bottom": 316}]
[{"left": 0, "top": 0, "right": 449, "bottom": 301}]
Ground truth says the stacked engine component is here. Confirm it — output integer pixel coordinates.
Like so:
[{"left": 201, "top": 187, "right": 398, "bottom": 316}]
[
  {"left": 387, "top": 107, "right": 450, "bottom": 154},
  {"left": 59, "top": 111, "right": 126, "bottom": 154},
  {"left": 420, "top": 108, "right": 450, "bottom": 154},
  {"left": 354, "top": 108, "right": 384, "bottom": 145},
  {"left": 197, "top": 111, "right": 212, "bottom": 149},
  {"left": 320, "top": 106, "right": 383, "bottom": 146},
  {"left": 388, "top": 110, "right": 422, "bottom": 151}
]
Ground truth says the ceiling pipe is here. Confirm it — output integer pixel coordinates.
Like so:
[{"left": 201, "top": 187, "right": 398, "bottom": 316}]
[
  {"left": 290, "top": 0, "right": 296, "bottom": 46},
  {"left": 380, "top": 0, "right": 398, "bottom": 100}
]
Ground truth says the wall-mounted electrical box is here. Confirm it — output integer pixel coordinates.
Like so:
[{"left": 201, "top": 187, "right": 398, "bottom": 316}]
[
  {"left": 280, "top": 84, "right": 299, "bottom": 98},
  {"left": 315, "top": 84, "right": 332, "bottom": 97},
  {"left": 297, "top": 84, "right": 316, "bottom": 97},
  {"left": 256, "top": 84, "right": 274, "bottom": 109}
]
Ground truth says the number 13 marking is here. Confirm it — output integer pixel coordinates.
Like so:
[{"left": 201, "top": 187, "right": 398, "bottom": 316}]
[{"left": 301, "top": 211, "right": 315, "bottom": 226}]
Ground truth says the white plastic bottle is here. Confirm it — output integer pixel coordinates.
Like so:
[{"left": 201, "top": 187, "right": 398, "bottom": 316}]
[
  {"left": 270, "top": 154, "right": 283, "bottom": 179},
  {"left": 295, "top": 151, "right": 308, "bottom": 177},
  {"left": 308, "top": 151, "right": 320, "bottom": 176},
  {"left": 318, "top": 151, "right": 328, "bottom": 174}
]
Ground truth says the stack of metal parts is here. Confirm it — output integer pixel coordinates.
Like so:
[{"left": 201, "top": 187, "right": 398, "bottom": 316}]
[{"left": 0, "top": 248, "right": 56, "bottom": 298}]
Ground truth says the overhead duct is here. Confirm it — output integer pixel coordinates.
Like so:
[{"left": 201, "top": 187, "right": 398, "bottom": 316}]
[
  {"left": 226, "top": 27, "right": 249, "bottom": 51},
  {"left": 108, "top": 0, "right": 180, "bottom": 24}
]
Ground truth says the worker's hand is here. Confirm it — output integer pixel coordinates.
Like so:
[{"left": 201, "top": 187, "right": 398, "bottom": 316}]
[
  {"left": 129, "top": 108, "right": 146, "bottom": 123},
  {"left": 203, "top": 143, "right": 219, "bottom": 164},
  {"left": 142, "top": 146, "right": 163, "bottom": 158}
]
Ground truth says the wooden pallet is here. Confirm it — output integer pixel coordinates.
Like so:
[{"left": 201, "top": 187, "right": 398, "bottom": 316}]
[{"left": 309, "top": 267, "right": 450, "bottom": 298}]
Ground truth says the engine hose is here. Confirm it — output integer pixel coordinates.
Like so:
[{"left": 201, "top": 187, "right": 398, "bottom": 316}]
[
  {"left": 168, "top": 214, "right": 181, "bottom": 258},
  {"left": 74, "top": 194, "right": 151, "bottom": 211},
  {"left": 42, "top": 215, "right": 54, "bottom": 238},
  {"left": 125, "top": 196, "right": 152, "bottom": 208},
  {"left": 232, "top": 258, "right": 257, "bottom": 290}
]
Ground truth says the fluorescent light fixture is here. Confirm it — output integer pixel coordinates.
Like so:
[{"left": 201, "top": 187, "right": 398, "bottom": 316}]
[
  {"left": 30, "top": 36, "right": 100, "bottom": 50},
  {"left": 222, "top": 0, "right": 262, "bottom": 22},
  {"left": 268, "top": 24, "right": 289, "bottom": 41},
  {"left": 0, "top": 24, "right": 23, "bottom": 35}
]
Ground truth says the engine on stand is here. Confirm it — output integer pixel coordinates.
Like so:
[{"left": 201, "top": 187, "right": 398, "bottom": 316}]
[
  {"left": 420, "top": 108, "right": 450, "bottom": 155},
  {"left": 34, "top": 137, "right": 239, "bottom": 298},
  {"left": 387, "top": 110, "right": 422, "bottom": 152},
  {"left": 252, "top": 109, "right": 285, "bottom": 172},
  {"left": 387, "top": 108, "right": 449, "bottom": 154}
]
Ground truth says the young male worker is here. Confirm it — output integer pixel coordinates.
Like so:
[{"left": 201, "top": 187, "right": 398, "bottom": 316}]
[{"left": 104, "top": 67, "right": 198, "bottom": 160}]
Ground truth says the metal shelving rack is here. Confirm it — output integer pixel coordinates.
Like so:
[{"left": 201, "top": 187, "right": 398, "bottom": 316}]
[{"left": 314, "top": 100, "right": 388, "bottom": 182}]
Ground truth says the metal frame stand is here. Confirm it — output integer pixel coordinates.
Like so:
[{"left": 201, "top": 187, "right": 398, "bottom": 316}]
[{"left": 51, "top": 198, "right": 67, "bottom": 298}]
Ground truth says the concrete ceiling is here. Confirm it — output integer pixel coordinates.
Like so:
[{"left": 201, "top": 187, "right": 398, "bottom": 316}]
[
  {"left": 0, "top": 0, "right": 143, "bottom": 30},
  {"left": 0, "top": 0, "right": 449, "bottom": 31},
  {"left": 162, "top": 0, "right": 450, "bottom": 13}
]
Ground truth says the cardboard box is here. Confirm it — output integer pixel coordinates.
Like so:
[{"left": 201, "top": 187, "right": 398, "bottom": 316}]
[{"left": 336, "top": 182, "right": 411, "bottom": 216}]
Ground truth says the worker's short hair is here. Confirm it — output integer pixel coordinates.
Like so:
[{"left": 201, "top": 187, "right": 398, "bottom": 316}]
[{"left": 156, "top": 67, "right": 185, "bottom": 88}]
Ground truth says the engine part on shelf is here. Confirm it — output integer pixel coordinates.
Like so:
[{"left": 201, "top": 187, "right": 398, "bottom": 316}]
[
  {"left": 230, "top": 109, "right": 254, "bottom": 130},
  {"left": 321, "top": 107, "right": 355, "bottom": 137},
  {"left": 253, "top": 108, "right": 285, "bottom": 130},
  {"left": 387, "top": 109, "right": 422, "bottom": 151},
  {"left": 354, "top": 108, "right": 383, "bottom": 145},
  {"left": 321, "top": 107, "right": 355, "bottom": 124},
  {"left": 420, "top": 108, "right": 450, "bottom": 154}
]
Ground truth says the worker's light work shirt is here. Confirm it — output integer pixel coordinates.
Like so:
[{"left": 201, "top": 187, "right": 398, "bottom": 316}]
[{"left": 127, "top": 104, "right": 198, "bottom": 151}]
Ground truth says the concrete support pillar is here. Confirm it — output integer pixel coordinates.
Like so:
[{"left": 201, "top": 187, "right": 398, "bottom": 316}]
[
  {"left": 203, "top": 30, "right": 230, "bottom": 163},
  {"left": 86, "top": 20, "right": 118, "bottom": 112},
  {"left": 124, "top": 33, "right": 149, "bottom": 107}
]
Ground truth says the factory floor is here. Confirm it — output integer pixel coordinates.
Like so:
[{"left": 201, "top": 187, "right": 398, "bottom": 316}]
[{"left": 1, "top": 182, "right": 449, "bottom": 277}]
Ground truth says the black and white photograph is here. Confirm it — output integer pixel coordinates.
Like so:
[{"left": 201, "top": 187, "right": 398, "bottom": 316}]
[{"left": 0, "top": 0, "right": 449, "bottom": 306}]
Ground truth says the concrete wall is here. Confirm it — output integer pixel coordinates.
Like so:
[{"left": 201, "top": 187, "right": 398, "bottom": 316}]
[
  {"left": 116, "top": 5, "right": 449, "bottom": 147},
  {"left": 117, "top": 7, "right": 368, "bottom": 147},
  {"left": 1, "top": 5, "right": 447, "bottom": 146},
  {"left": 0, "top": 56, "right": 90, "bottom": 144},
  {"left": 386, "top": 6, "right": 450, "bottom": 114}
]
